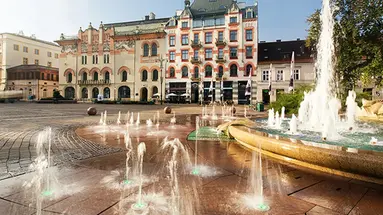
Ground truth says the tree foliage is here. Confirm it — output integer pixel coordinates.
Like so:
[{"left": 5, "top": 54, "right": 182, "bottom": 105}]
[{"left": 270, "top": 85, "right": 313, "bottom": 115}]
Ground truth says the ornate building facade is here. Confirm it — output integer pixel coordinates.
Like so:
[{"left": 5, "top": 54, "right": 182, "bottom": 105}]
[
  {"left": 164, "top": 0, "right": 258, "bottom": 104},
  {"left": 56, "top": 13, "right": 167, "bottom": 101}
]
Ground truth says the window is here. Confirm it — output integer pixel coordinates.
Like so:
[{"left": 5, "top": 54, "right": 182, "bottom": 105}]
[
  {"left": 35, "top": 49, "right": 39, "bottom": 55},
  {"left": 41, "top": 73, "right": 45, "bottom": 80},
  {"left": 104, "top": 54, "right": 110, "bottom": 64},
  {"left": 204, "top": 18, "right": 215, "bottom": 26},
  {"left": 181, "top": 21, "right": 188, "bottom": 28},
  {"left": 55, "top": 53, "right": 59, "bottom": 58},
  {"left": 193, "top": 50, "right": 198, "bottom": 59},
  {"left": 143, "top": 44, "right": 149, "bottom": 57},
  {"left": 182, "top": 66, "right": 188, "bottom": 78},
  {"left": 67, "top": 73, "right": 73, "bottom": 83},
  {"left": 276, "top": 70, "right": 283, "bottom": 81},
  {"left": 193, "top": 20, "right": 203, "bottom": 28},
  {"left": 169, "top": 67, "right": 175, "bottom": 78},
  {"left": 246, "top": 65, "right": 253, "bottom": 76},
  {"left": 14, "top": 44, "right": 19, "bottom": 51},
  {"left": 47, "top": 51, "right": 52, "bottom": 57},
  {"left": 181, "top": 50, "right": 188, "bottom": 61},
  {"left": 218, "top": 31, "right": 224, "bottom": 42},
  {"left": 246, "top": 11, "right": 253, "bottom": 19},
  {"left": 94, "top": 72, "right": 98, "bottom": 81},
  {"left": 47, "top": 62, "right": 52, "bottom": 67},
  {"left": 262, "top": 70, "right": 269, "bottom": 81},
  {"left": 152, "top": 69, "right": 158, "bottom": 81},
  {"left": 193, "top": 33, "right": 199, "bottom": 43},
  {"left": 182, "top": 35, "right": 189, "bottom": 45},
  {"left": 142, "top": 70, "right": 148, "bottom": 81},
  {"left": 218, "top": 48, "right": 224, "bottom": 59},
  {"left": 104, "top": 87, "right": 110, "bottom": 98},
  {"left": 82, "top": 55, "right": 87, "bottom": 65},
  {"left": 169, "top": 20, "right": 176, "bottom": 26},
  {"left": 205, "top": 65, "right": 212, "bottom": 77},
  {"left": 105, "top": 72, "right": 110, "bottom": 81},
  {"left": 230, "top": 47, "right": 237, "bottom": 59},
  {"left": 215, "top": 17, "right": 225, "bottom": 26},
  {"left": 205, "top": 49, "right": 213, "bottom": 60},
  {"left": 34, "top": 59, "right": 39, "bottom": 65},
  {"left": 151, "top": 43, "right": 157, "bottom": 56},
  {"left": 246, "top": 46, "right": 252, "bottom": 58},
  {"left": 23, "top": 58, "right": 28, "bottom": 65},
  {"left": 122, "top": 71, "right": 127, "bottom": 82},
  {"left": 23, "top": 46, "right": 28, "bottom": 53},
  {"left": 230, "top": 64, "right": 238, "bottom": 77},
  {"left": 92, "top": 55, "right": 98, "bottom": 64},
  {"left": 294, "top": 69, "right": 300, "bottom": 80},
  {"left": 218, "top": 66, "right": 224, "bottom": 78},
  {"left": 169, "top": 36, "right": 175, "bottom": 47},
  {"left": 194, "top": 67, "right": 199, "bottom": 78},
  {"left": 169, "top": 51, "right": 175, "bottom": 61},
  {"left": 230, "top": 31, "right": 237, "bottom": 41},
  {"left": 230, "top": 17, "right": 237, "bottom": 23},
  {"left": 246, "top": 29, "right": 253, "bottom": 41},
  {"left": 82, "top": 72, "right": 87, "bottom": 81},
  {"left": 205, "top": 32, "right": 212, "bottom": 43}
]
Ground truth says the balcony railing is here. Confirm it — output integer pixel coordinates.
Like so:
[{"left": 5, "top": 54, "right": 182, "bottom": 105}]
[
  {"left": 77, "top": 80, "right": 111, "bottom": 85},
  {"left": 215, "top": 39, "right": 227, "bottom": 47},
  {"left": 215, "top": 56, "right": 227, "bottom": 63},
  {"left": 191, "top": 40, "right": 202, "bottom": 49},
  {"left": 190, "top": 57, "right": 202, "bottom": 64}
]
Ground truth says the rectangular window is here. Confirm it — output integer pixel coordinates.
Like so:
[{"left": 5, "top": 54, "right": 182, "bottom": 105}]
[
  {"left": 82, "top": 55, "right": 87, "bottom": 65},
  {"left": 246, "top": 11, "right": 253, "bottom": 18},
  {"left": 47, "top": 62, "right": 52, "bottom": 67},
  {"left": 262, "top": 70, "right": 269, "bottom": 81},
  {"left": 193, "top": 50, "right": 198, "bottom": 59},
  {"left": 193, "top": 33, "right": 199, "bottom": 43},
  {"left": 181, "top": 34, "right": 189, "bottom": 45},
  {"left": 215, "top": 17, "right": 225, "bottom": 26},
  {"left": 193, "top": 20, "right": 203, "bottom": 28},
  {"left": 230, "top": 17, "right": 237, "bottom": 23},
  {"left": 230, "top": 47, "right": 237, "bottom": 59},
  {"left": 205, "top": 49, "right": 212, "bottom": 60},
  {"left": 181, "top": 50, "right": 188, "bottom": 61},
  {"left": 218, "top": 48, "right": 224, "bottom": 59},
  {"left": 276, "top": 70, "right": 284, "bottom": 81},
  {"left": 181, "top": 22, "right": 188, "bottom": 28},
  {"left": 14, "top": 44, "right": 19, "bottom": 51},
  {"left": 23, "top": 57, "right": 28, "bottom": 65},
  {"left": 205, "top": 32, "right": 212, "bottom": 43},
  {"left": 93, "top": 55, "right": 98, "bottom": 64},
  {"left": 23, "top": 46, "right": 28, "bottom": 53},
  {"left": 230, "top": 31, "right": 237, "bottom": 42},
  {"left": 104, "top": 54, "right": 110, "bottom": 64},
  {"left": 169, "top": 36, "right": 175, "bottom": 47},
  {"left": 47, "top": 51, "right": 52, "bottom": 57},
  {"left": 54, "top": 53, "right": 59, "bottom": 58},
  {"left": 35, "top": 49, "right": 39, "bottom": 55},
  {"left": 294, "top": 69, "right": 300, "bottom": 80},
  {"left": 246, "top": 46, "right": 252, "bottom": 58},
  {"left": 169, "top": 51, "right": 175, "bottom": 61},
  {"left": 218, "top": 31, "right": 224, "bottom": 42},
  {"left": 204, "top": 18, "right": 215, "bottom": 27},
  {"left": 246, "top": 29, "right": 253, "bottom": 41},
  {"left": 34, "top": 59, "right": 39, "bottom": 65}
]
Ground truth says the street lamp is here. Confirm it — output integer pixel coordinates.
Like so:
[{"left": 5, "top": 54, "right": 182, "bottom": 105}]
[{"left": 159, "top": 55, "right": 167, "bottom": 105}]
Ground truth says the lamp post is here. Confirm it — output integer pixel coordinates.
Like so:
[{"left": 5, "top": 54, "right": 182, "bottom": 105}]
[{"left": 159, "top": 55, "right": 167, "bottom": 105}]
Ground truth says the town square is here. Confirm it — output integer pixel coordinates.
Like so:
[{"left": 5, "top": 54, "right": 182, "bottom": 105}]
[{"left": 0, "top": 0, "right": 383, "bottom": 214}]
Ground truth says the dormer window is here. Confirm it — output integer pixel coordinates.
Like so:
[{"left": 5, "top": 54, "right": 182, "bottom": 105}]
[
  {"left": 230, "top": 17, "right": 237, "bottom": 23},
  {"left": 182, "top": 22, "right": 188, "bottom": 28},
  {"left": 246, "top": 10, "right": 253, "bottom": 19},
  {"left": 169, "top": 20, "right": 176, "bottom": 27}
]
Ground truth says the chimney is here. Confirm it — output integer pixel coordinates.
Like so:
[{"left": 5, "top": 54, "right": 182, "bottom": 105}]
[
  {"left": 149, "top": 12, "right": 156, "bottom": 20},
  {"left": 276, "top": 39, "right": 281, "bottom": 42},
  {"left": 145, "top": 15, "right": 149, "bottom": 21},
  {"left": 297, "top": 38, "right": 301, "bottom": 41}
]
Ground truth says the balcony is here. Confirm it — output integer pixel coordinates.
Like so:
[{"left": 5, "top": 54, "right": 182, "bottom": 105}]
[
  {"left": 215, "top": 39, "right": 227, "bottom": 47},
  {"left": 77, "top": 80, "right": 111, "bottom": 85},
  {"left": 191, "top": 40, "right": 202, "bottom": 49},
  {"left": 190, "top": 57, "right": 202, "bottom": 64},
  {"left": 215, "top": 56, "right": 227, "bottom": 63}
]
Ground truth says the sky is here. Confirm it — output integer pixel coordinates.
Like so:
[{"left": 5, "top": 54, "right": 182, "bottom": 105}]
[{"left": 0, "top": 0, "right": 322, "bottom": 43}]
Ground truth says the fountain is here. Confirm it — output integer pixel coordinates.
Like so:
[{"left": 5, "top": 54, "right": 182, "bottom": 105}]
[
  {"left": 211, "top": 105, "right": 218, "bottom": 120},
  {"left": 244, "top": 106, "right": 247, "bottom": 118},
  {"left": 126, "top": 112, "right": 130, "bottom": 128},
  {"left": 192, "top": 116, "right": 200, "bottom": 175},
  {"left": 130, "top": 112, "right": 134, "bottom": 125},
  {"left": 274, "top": 112, "right": 281, "bottom": 129},
  {"left": 170, "top": 112, "right": 176, "bottom": 126},
  {"left": 103, "top": 110, "right": 107, "bottom": 126},
  {"left": 267, "top": 109, "right": 275, "bottom": 126},
  {"left": 281, "top": 107, "right": 285, "bottom": 120},
  {"left": 289, "top": 114, "right": 298, "bottom": 134},
  {"left": 99, "top": 112, "right": 104, "bottom": 125},
  {"left": 117, "top": 111, "right": 121, "bottom": 125},
  {"left": 124, "top": 132, "right": 133, "bottom": 185},
  {"left": 156, "top": 111, "right": 160, "bottom": 127},
  {"left": 136, "top": 113, "right": 140, "bottom": 127},
  {"left": 146, "top": 119, "right": 153, "bottom": 127},
  {"left": 131, "top": 142, "right": 147, "bottom": 211}
]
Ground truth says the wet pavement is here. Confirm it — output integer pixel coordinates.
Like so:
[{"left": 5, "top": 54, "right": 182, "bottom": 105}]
[{"left": 0, "top": 103, "right": 382, "bottom": 215}]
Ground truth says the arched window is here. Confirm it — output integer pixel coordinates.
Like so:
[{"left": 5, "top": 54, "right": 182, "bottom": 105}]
[
  {"left": 92, "top": 88, "right": 99, "bottom": 98},
  {"left": 81, "top": 88, "right": 88, "bottom": 98},
  {"left": 103, "top": 87, "right": 110, "bottom": 98},
  {"left": 122, "top": 71, "right": 127, "bottom": 82},
  {"left": 151, "top": 43, "right": 157, "bottom": 56},
  {"left": 152, "top": 86, "right": 158, "bottom": 96},
  {"left": 118, "top": 86, "right": 130, "bottom": 98},
  {"left": 94, "top": 72, "right": 98, "bottom": 81},
  {"left": 182, "top": 66, "right": 188, "bottom": 78},
  {"left": 205, "top": 65, "right": 212, "bottom": 77},
  {"left": 194, "top": 67, "right": 199, "bottom": 78},
  {"left": 230, "top": 64, "right": 238, "bottom": 77},
  {"left": 142, "top": 70, "right": 148, "bottom": 81},
  {"left": 143, "top": 44, "right": 149, "bottom": 57},
  {"left": 105, "top": 72, "right": 110, "bottom": 82},
  {"left": 246, "top": 65, "right": 252, "bottom": 77},
  {"left": 65, "top": 87, "right": 75, "bottom": 99},
  {"left": 218, "top": 66, "right": 224, "bottom": 78},
  {"left": 169, "top": 67, "right": 175, "bottom": 78},
  {"left": 152, "top": 69, "right": 158, "bottom": 81},
  {"left": 67, "top": 73, "right": 72, "bottom": 83},
  {"left": 82, "top": 72, "right": 87, "bottom": 81}
]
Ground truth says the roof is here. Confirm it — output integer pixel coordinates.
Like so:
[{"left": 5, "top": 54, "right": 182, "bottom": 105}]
[
  {"left": 7, "top": 64, "right": 59, "bottom": 72},
  {"left": 1, "top": 33, "right": 59, "bottom": 47},
  {"left": 189, "top": 0, "right": 234, "bottom": 16},
  {"left": 113, "top": 19, "right": 168, "bottom": 36},
  {"left": 258, "top": 40, "right": 313, "bottom": 63},
  {"left": 104, "top": 17, "right": 170, "bottom": 28}
]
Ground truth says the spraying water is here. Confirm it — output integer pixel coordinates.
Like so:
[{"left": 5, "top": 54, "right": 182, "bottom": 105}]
[
  {"left": 126, "top": 112, "right": 130, "bottom": 128},
  {"left": 146, "top": 119, "right": 153, "bottom": 127},
  {"left": 211, "top": 105, "right": 218, "bottom": 120},
  {"left": 170, "top": 112, "right": 176, "bottom": 126},
  {"left": 130, "top": 112, "right": 134, "bottom": 125},
  {"left": 136, "top": 113, "right": 140, "bottom": 127},
  {"left": 281, "top": 107, "right": 285, "bottom": 120},
  {"left": 99, "top": 112, "right": 104, "bottom": 125},
  {"left": 275, "top": 112, "right": 281, "bottom": 129},
  {"left": 192, "top": 116, "right": 200, "bottom": 175},
  {"left": 103, "top": 110, "right": 107, "bottom": 126},
  {"left": 117, "top": 111, "right": 121, "bottom": 125},
  {"left": 124, "top": 132, "right": 133, "bottom": 185},
  {"left": 156, "top": 111, "right": 160, "bottom": 127},
  {"left": 289, "top": 114, "right": 298, "bottom": 134},
  {"left": 268, "top": 109, "right": 275, "bottom": 126},
  {"left": 132, "top": 142, "right": 147, "bottom": 210}
]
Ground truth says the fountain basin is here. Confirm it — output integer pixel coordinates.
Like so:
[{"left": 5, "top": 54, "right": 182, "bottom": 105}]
[{"left": 222, "top": 119, "right": 383, "bottom": 184}]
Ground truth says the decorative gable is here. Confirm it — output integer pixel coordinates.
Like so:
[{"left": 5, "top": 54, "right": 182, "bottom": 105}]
[{"left": 228, "top": 1, "right": 239, "bottom": 13}]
